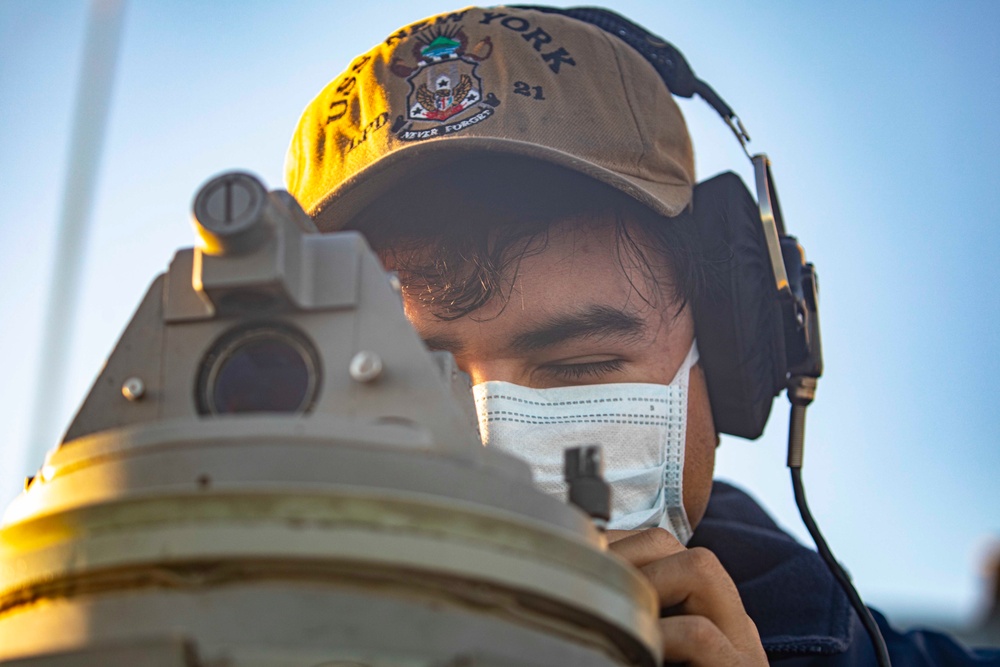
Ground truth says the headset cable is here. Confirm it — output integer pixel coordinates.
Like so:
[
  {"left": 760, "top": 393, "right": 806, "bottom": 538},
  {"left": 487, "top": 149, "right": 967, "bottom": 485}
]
[{"left": 787, "top": 377, "right": 892, "bottom": 667}]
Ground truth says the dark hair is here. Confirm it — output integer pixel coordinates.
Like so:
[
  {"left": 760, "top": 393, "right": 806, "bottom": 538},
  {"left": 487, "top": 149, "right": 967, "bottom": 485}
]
[{"left": 347, "top": 155, "right": 702, "bottom": 321}]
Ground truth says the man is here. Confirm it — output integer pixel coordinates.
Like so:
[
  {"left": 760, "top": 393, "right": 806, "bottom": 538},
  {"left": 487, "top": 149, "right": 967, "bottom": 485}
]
[{"left": 285, "top": 6, "right": 999, "bottom": 665}]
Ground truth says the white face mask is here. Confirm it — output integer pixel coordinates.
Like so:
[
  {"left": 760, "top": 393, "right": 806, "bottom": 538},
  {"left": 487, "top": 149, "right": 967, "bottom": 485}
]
[{"left": 472, "top": 341, "right": 699, "bottom": 544}]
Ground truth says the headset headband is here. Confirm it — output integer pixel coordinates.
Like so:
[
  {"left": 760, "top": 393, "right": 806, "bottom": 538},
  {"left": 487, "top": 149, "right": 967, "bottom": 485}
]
[{"left": 513, "top": 6, "right": 752, "bottom": 149}]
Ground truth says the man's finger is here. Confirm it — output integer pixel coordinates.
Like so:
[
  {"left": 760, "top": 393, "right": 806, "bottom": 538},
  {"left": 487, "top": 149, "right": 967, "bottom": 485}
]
[
  {"left": 642, "top": 546, "right": 752, "bottom": 643},
  {"left": 659, "top": 615, "right": 740, "bottom": 667},
  {"left": 605, "top": 529, "right": 642, "bottom": 544},
  {"left": 607, "top": 527, "right": 685, "bottom": 568}
]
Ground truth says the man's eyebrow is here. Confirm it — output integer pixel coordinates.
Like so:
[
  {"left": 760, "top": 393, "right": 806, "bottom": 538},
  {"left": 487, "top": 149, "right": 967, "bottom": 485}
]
[
  {"left": 422, "top": 333, "right": 465, "bottom": 354},
  {"left": 509, "top": 305, "right": 646, "bottom": 353}
]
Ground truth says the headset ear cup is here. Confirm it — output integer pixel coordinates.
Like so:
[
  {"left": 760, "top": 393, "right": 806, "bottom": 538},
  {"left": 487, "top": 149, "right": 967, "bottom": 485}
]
[{"left": 691, "top": 173, "right": 787, "bottom": 440}]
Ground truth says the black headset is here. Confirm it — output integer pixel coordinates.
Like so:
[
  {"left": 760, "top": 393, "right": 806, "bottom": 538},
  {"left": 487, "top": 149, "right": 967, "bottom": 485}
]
[
  {"left": 515, "top": 7, "right": 890, "bottom": 665},
  {"left": 517, "top": 5, "right": 822, "bottom": 441}
]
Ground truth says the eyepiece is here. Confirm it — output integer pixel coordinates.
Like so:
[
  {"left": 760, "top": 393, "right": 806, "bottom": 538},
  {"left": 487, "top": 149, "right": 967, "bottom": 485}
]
[{"left": 196, "top": 323, "right": 321, "bottom": 415}]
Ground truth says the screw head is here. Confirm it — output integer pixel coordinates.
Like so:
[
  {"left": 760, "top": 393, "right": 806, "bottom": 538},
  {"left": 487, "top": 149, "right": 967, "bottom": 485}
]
[
  {"left": 349, "top": 351, "right": 383, "bottom": 383},
  {"left": 122, "top": 377, "right": 145, "bottom": 401}
]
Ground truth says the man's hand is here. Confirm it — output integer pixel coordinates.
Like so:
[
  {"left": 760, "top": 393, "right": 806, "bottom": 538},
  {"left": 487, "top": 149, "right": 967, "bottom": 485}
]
[{"left": 608, "top": 528, "right": 767, "bottom": 666}]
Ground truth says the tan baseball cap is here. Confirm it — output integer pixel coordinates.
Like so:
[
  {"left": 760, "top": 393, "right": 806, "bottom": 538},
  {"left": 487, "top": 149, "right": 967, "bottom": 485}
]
[{"left": 285, "top": 6, "right": 695, "bottom": 231}]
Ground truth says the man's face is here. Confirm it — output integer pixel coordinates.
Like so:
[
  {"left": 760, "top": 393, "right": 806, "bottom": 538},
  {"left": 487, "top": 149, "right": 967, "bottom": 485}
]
[{"left": 396, "top": 217, "right": 718, "bottom": 529}]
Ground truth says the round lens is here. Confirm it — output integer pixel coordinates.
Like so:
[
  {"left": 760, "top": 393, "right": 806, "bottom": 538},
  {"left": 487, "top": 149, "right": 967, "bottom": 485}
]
[{"left": 198, "top": 325, "right": 320, "bottom": 415}]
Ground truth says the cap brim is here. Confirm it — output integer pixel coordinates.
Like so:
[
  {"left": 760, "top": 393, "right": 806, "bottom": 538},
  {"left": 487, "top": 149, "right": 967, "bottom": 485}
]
[{"left": 308, "top": 137, "right": 693, "bottom": 232}]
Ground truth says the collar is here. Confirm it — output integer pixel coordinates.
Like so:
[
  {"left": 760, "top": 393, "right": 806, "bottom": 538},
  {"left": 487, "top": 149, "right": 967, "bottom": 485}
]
[{"left": 688, "top": 481, "right": 854, "bottom": 657}]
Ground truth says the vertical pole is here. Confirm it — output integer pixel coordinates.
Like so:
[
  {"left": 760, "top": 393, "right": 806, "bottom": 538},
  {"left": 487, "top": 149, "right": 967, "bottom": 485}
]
[{"left": 25, "top": 0, "right": 128, "bottom": 469}]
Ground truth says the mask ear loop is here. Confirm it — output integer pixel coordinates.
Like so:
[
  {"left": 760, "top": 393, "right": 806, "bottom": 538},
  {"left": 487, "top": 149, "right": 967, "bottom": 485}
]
[{"left": 668, "top": 340, "right": 700, "bottom": 388}]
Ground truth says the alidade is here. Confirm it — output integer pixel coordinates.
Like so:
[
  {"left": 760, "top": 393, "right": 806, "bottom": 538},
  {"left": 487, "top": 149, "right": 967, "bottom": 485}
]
[{"left": 0, "top": 172, "right": 660, "bottom": 667}]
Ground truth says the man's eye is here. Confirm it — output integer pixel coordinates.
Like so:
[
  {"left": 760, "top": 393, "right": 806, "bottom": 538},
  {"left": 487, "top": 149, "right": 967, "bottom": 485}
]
[{"left": 539, "top": 359, "right": 626, "bottom": 380}]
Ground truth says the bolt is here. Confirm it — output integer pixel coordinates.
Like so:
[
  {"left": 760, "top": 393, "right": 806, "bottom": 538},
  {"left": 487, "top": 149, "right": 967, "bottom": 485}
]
[
  {"left": 349, "top": 351, "right": 383, "bottom": 383},
  {"left": 122, "top": 377, "right": 145, "bottom": 401}
]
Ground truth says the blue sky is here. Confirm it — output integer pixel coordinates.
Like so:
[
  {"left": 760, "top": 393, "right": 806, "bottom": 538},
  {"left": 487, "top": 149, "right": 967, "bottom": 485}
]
[{"left": 1, "top": 0, "right": 998, "bottom": 629}]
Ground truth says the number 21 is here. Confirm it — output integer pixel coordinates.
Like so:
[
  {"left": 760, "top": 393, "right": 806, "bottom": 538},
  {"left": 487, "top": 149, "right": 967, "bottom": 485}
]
[{"left": 513, "top": 81, "right": 545, "bottom": 100}]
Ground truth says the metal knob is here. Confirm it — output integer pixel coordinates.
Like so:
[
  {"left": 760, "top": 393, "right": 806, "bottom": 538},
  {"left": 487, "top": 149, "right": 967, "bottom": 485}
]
[
  {"left": 564, "top": 446, "right": 611, "bottom": 524},
  {"left": 192, "top": 171, "right": 268, "bottom": 255}
]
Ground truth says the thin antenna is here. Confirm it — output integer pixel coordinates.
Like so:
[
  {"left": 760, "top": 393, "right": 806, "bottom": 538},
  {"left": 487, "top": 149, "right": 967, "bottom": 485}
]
[{"left": 25, "top": 0, "right": 127, "bottom": 469}]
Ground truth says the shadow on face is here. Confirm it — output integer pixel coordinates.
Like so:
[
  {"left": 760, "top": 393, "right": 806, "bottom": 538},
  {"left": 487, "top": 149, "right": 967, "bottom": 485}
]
[{"left": 347, "top": 154, "right": 717, "bottom": 529}]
